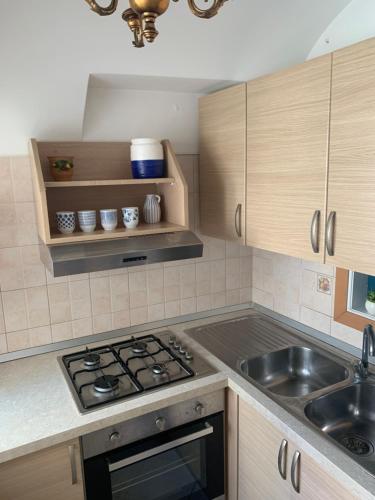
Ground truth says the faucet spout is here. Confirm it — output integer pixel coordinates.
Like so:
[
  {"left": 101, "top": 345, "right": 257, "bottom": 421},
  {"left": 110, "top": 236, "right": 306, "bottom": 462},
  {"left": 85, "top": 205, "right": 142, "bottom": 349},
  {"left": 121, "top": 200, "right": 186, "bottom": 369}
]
[{"left": 357, "top": 324, "right": 375, "bottom": 379}]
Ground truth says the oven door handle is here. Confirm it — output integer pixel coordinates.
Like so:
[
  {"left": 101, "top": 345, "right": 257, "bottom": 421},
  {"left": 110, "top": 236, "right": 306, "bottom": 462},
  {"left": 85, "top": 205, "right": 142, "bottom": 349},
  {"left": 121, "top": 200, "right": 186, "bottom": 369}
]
[{"left": 108, "top": 422, "right": 214, "bottom": 472}]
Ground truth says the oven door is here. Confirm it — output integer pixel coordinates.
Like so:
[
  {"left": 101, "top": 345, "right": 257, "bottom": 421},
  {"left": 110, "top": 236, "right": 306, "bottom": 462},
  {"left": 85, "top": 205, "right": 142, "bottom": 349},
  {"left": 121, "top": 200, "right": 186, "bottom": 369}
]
[{"left": 84, "top": 412, "right": 224, "bottom": 500}]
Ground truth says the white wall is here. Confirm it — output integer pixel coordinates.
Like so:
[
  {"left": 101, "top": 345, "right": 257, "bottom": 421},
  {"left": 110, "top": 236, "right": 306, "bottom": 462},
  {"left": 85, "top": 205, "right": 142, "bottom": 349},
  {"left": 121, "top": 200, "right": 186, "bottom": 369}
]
[
  {"left": 0, "top": 0, "right": 350, "bottom": 155},
  {"left": 308, "top": 0, "right": 375, "bottom": 59},
  {"left": 83, "top": 87, "right": 202, "bottom": 154}
]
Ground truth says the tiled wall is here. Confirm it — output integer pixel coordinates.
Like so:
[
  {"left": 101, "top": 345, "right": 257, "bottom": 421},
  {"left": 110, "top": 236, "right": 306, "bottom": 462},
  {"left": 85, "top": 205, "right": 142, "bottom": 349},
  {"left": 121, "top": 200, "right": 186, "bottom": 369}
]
[
  {"left": 252, "top": 248, "right": 363, "bottom": 349},
  {"left": 0, "top": 155, "right": 252, "bottom": 354}
]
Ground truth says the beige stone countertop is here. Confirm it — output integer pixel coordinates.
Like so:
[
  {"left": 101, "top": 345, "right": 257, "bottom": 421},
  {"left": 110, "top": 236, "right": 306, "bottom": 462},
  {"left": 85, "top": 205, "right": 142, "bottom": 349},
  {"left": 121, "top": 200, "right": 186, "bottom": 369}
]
[{"left": 1, "top": 306, "right": 375, "bottom": 498}]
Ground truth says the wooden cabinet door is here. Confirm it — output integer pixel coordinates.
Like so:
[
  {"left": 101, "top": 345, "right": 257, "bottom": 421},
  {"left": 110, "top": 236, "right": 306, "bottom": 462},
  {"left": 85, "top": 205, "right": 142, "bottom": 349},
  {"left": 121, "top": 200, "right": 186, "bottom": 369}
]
[
  {"left": 289, "top": 446, "right": 358, "bottom": 500},
  {"left": 0, "top": 439, "right": 84, "bottom": 500},
  {"left": 326, "top": 38, "right": 375, "bottom": 274},
  {"left": 238, "top": 398, "right": 291, "bottom": 500},
  {"left": 199, "top": 84, "right": 246, "bottom": 242},
  {"left": 246, "top": 55, "right": 331, "bottom": 261}
]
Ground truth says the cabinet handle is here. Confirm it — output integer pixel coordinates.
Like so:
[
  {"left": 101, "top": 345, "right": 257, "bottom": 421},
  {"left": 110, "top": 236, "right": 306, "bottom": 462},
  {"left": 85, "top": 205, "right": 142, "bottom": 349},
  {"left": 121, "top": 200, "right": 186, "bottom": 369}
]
[
  {"left": 310, "top": 210, "right": 320, "bottom": 253},
  {"left": 291, "top": 450, "right": 301, "bottom": 493},
  {"left": 326, "top": 211, "right": 336, "bottom": 257},
  {"left": 68, "top": 445, "right": 78, "bottom": 485},
  {"left": 235, "top": 204, "right": 242, "bottom": 238},
  {"left": 277, "top": 439, "right": 288, "bottom": 480}
]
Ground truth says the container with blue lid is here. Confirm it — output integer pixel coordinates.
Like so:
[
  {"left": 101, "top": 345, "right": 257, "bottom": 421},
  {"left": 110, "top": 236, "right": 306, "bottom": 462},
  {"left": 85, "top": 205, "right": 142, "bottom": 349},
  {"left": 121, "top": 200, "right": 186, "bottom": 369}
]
[{"left": 131, "top": 138, "right": 165, "bottom": 179}]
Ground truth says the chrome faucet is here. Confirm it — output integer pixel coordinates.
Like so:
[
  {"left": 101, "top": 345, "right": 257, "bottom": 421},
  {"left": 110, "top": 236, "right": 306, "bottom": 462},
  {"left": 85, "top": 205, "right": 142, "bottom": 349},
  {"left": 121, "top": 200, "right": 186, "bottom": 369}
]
[{"left": 354, "top": 324, "right": 375, "bottom": 379}]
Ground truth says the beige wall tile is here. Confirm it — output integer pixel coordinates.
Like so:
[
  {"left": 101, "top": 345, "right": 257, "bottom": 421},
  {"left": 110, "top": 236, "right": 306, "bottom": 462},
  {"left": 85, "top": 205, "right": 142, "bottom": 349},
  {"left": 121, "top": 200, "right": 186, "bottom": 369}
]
[
  {"left": 48, "top": 283, "right": 72, "bottom": 324},
  {"left": 21, "top": 245, "right": 46, "bottom": 288},
  {"left": 29, "top": 325, "right": 52, "bottom": 347},
  {"left": 165, "top": 300, "right": 180, "bottom": 319},
  {"left": 226, "top": 289, "right": 240, "bottom": 306},
  {"left": 0, "top": 334, "right": 7, "bottom": 353},
  {"left": 226, "top": 258, "right": 240, "bottom": 291},
  {"left": 6, "top": 330, "right": 30, "bottom": 351},
  {"left": 0, "top": 247, "right": 23, "bottom": 290},
  {"left": 110, "top": 274, "right": 129, "bottom": 312},
  {"left": 197, "top": 294, "right": 211, "bottom": 312},
  {"left": 11, "top": 156, "right": 34, "bottom": 202},
  {"left": 181, "top": 297, "right": 197, "bottom": 315},
  {"left": 252, "top": 288, "right": 274, "bottom": 309},
  {"left": 130, "top": 306, "right": 148, "bottom": 326},
  {"left": 93, "top": 314, "right": 112, "bottom": 334},
  {"left": 90, "top": 277, "right": 111, "bottom": 315},
  {"left": 0, "top": 298, "right": 5, "bottom": 334},
  {"left": 331, "top": 320, "right": 362, "bottom": 349},
  {"left": 2, "top": 289, "right": 28, "bottom": 332},
  {"left": 129, "top": 271, "right": 147, "bottom": 309},
  {"left": 148, "top": 303, "right": 165, "bottom": 322},
  {"left": 112, "top": 310, "right": 130, "bottom": 330},
  {"left": 0, "top": 226, "right": 17, "bottom": 249},
  {"left": 240, "top": 287, "right": 252, "bottom": 303},
  {"left": 210, "top": 260, "right": 225, "bottom": 293},
  {"left": 0, "top": 158, "right": 13, "bottom": 203},
  {"left": 51, "top": 322, "right": 73, "bottom": 342},
  {"left": 26, "top": 286, "right": 50, "bottom": 328},
  {"left": 211, "top": 291, "right": 226, "bottom": 309},
  {"left": 69, "top": 280, "right": 91, "bottom": 319},
  {"left": 300, "top": 306, "right": 331, "bottom": 335},
  {"left": 72, "top": 317, "right": 93, "bottom": 338}
]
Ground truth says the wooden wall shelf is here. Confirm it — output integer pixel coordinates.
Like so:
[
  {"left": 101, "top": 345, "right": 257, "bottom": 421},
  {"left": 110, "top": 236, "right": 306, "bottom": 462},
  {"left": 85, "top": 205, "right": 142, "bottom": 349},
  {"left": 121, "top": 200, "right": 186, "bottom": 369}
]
[
  {"left": 45, "top": 178, "right": 175, "bottom": 188},
  {"left": 29, "top": 140, "right": 189, "bottom": 246}
]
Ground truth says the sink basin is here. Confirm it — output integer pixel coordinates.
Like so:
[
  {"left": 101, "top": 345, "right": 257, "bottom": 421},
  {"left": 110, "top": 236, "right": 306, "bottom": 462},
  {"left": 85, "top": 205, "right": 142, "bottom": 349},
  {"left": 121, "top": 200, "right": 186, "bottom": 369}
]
[
  {"left": 305, "top": 383, "right": 375, "bottom": 463},
  {"left": 240, "top": 346, "right": 348, "bottom": 397}
]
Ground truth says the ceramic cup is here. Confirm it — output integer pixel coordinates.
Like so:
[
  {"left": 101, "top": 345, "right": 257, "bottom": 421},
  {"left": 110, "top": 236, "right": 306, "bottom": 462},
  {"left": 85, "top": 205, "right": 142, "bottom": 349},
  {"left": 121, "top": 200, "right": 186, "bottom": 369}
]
[
  {"left": 56, "top": 211, "right": 76, "bottom": 234},
  {"left": 122, "top": 207, "right": 139, "bottom": 229},
  {"left": 78, "top": 210, "right": 96, "bottom": 233},
  {"left": 100, "top": 209, "right": 118, "bottom": 231}
]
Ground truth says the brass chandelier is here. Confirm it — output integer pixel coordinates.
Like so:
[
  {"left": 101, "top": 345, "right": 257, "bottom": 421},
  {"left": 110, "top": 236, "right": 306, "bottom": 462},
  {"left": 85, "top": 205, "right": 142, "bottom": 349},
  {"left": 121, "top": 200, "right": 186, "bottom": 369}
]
[{"left": 84, "top": 0, "right": 228, "bottom": 48}]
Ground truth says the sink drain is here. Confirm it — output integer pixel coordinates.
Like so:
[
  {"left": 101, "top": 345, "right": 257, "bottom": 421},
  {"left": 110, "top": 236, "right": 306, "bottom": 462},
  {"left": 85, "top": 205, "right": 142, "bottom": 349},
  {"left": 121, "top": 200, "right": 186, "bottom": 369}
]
[{"left": 339, "top": 434, "right": 374, "bottom": 457}]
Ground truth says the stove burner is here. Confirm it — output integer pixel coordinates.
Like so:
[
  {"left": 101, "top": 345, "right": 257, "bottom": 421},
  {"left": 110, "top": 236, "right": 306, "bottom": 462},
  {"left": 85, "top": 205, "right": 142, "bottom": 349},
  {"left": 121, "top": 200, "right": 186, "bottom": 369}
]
[
  {"left": 94, "top": 375, "right": 119, "bottom": 393},
  {"left": 151, "top": 363, "right": 167, "bottom": 376},
  {"left": 84, "top": 352, "right": 100, "bottom": 368},
  {"left": 132, "top": 341, "right": 147, "bottom": 354}
]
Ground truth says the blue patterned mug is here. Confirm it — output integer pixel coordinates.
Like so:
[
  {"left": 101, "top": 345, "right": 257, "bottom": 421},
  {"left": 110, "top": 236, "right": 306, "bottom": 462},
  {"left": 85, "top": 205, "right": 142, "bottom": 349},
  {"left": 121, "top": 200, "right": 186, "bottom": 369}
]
[{"left": 122, "top": 207, "right": 139, "bottom": 229}]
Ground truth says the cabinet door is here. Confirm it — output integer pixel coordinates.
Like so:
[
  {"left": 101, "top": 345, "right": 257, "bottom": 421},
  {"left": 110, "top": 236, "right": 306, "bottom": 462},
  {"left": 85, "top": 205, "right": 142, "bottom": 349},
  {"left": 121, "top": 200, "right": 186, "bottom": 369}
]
[
  {"left": 246, "top": 55, "right": 331, "bottom": 261},
  {"left": 0, "top": 439, "right": 84, "bottom": 500},
  {"left": 290, "top": 446, "right": 358, "bottom": 500},
  {"left": 199, "top": 84, "right": 246, "bottom": 242},
  {"left": 238, "top": 398, "right": 291, "bottom": 500},
  {"left": 326, "top": 38, "right": 375, "bottom": 274}
]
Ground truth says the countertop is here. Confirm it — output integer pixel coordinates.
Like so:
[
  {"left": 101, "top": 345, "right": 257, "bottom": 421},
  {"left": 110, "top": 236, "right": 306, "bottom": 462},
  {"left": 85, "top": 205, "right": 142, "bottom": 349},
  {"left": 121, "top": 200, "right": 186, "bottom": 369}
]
[{"left": 1, "top": 307, "right": 374, "bottom": 498}]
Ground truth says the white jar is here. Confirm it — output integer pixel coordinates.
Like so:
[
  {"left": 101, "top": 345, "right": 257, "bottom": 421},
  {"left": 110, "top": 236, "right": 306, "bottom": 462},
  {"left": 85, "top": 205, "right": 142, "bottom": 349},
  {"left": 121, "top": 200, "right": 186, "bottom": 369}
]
[
  {"left": 131, "top": 138, "right": 163, "bottom": 162},
  {"left": 365, "top": 300, "right": 375, "bottom": 316}
]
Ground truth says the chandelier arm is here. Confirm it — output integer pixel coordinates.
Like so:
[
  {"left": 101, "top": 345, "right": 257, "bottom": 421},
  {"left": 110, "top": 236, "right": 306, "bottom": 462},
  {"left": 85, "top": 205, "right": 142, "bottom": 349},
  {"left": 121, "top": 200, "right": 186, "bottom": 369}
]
[
  {"left": 84, "top": 0, "right": 118, "bottom": 16},
  {"left": 186, "top": 0, "right": 227, "bottom": 19}
]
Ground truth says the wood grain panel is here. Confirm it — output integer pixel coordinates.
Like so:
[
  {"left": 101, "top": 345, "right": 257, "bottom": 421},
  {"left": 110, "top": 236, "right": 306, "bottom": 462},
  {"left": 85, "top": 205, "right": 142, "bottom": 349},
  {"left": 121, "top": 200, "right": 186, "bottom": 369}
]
[
  {"left": 326, "top": 37, "right": 375, "bottom": 274},
  {"left": 199, "top": 84, "right": 246, "bottom": 242},
  {"left": 246, "top": 55, "right": 332, "bottom": 261},
  {"left": 226, "top": 388, "right": 238, "bottom": 500},
  {"left": 0, "top": 440, "right": 84, "bottom": 500},
  {"left": 238, "top": 398, "right": 290, "bottom": 500}
]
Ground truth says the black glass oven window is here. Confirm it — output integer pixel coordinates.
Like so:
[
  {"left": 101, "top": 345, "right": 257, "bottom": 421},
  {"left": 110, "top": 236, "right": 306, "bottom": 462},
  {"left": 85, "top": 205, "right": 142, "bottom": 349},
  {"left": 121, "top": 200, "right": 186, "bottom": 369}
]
[{"left": 110, "top": 439, "right": 208, "bottom": 500}]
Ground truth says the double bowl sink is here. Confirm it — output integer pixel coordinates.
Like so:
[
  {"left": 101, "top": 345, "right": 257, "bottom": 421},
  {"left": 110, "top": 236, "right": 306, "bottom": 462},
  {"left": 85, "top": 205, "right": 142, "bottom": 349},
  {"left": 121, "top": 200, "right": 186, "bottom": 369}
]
[{"left": 240, "top": 344, "right": 375, "bottom": 474}]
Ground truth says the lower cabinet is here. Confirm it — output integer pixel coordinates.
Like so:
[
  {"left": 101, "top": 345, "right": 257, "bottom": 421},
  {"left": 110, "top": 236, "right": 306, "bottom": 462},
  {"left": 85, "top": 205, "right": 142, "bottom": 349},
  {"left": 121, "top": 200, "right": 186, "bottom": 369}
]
[
  {"left": 0, "top": 439, "right": 84, "bottom": 500},
  {"left": 238, "top": 397, "right": 357, "bottom": 500}
]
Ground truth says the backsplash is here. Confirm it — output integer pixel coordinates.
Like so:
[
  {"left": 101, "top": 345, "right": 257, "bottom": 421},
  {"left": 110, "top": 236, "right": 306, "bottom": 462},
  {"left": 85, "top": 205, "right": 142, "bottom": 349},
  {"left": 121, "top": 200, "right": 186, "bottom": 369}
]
[
  {"left": 0, "top": 155, "right": 252, "bottom": 354},
  {"left": 252, "top": 248, "right": 363, "bottom": 349}
]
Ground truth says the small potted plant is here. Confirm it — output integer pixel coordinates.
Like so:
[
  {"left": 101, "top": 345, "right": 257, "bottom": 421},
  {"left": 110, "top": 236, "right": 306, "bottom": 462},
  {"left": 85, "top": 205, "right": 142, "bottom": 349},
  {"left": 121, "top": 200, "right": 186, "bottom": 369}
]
[
  {"left": 365, "top": 290, "right": 375, "bottom": 316},
  {"left": 48, "top": 156, "right": 74, "bottom": 182}
]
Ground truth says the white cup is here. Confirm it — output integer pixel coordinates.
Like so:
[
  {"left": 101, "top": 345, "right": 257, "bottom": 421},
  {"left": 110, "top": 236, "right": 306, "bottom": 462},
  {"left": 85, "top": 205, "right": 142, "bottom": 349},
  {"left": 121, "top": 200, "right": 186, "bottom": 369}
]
[
  {"left": 78, "top": 210, "right": 96, "bottom": 233},
  {"left": 122, "top": 207, "right": 139, "bottom": 229},
  {"left": 100, "top": 209, "right": 118, "bottom": 231}
]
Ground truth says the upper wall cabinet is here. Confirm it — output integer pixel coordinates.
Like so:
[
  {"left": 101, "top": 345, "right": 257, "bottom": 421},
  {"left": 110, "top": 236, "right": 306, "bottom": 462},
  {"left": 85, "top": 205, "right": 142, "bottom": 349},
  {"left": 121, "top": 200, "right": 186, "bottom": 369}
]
[
  {"left": 326, "top": 38, "right": 375, "bottom": 275},
  {"left": 199, "top": 84, "right": 246, "bottom": 242},
  {"left": 246, "top": 55, "right": 332, "bottom": 261}
]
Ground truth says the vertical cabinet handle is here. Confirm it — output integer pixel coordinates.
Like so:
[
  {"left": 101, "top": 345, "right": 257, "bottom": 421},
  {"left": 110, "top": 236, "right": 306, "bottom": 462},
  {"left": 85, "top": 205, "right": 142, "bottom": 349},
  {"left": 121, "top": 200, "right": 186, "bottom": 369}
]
[
  {"left": 235, "top": 204, "right": 242, "bottom": 238},
  {"left": 291, "top": 450, "right": 301, "bottom": 493},
  {"left": 68, "top": 445, "right": 78, "bottom": 485},
  {"left": 326, "top": 211, "right": 336, "bottom": 257},
  {"left": 310, "top": 210, "right": 320, "bottom": 253},
  {"left": 277, "top": 439, "right": 288, "bottom": 480}
]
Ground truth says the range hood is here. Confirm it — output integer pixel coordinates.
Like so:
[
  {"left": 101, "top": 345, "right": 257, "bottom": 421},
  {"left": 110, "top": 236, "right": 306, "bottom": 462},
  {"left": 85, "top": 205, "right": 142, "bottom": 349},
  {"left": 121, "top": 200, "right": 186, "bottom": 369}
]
[{"left": 40, "top": 231, "right": 203, "bottom": 277}]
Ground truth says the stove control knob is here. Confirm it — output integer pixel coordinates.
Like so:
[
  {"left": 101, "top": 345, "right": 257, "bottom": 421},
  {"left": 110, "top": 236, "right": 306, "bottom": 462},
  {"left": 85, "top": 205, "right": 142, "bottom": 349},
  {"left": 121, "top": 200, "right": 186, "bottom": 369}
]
[
  {"left": 174, "top": 342, "right": 181, "bottom": 350},
  {"left": 195, "top": 403, "right": 205, "bottom": 416},
  {"left": 185, "top": 351, "right": 193, "bottom": 361},
  {"left": 155, "top": 416, "right": 166, "bottom": 431},
  {"left": 168, "top": 335, "right": 176, "bottom": 345},
  {"left": 179, "top": 345, "right": 186, "bottom": 355},
  {"left": 109, "top": 431, "right": 120, "bottom": 442}
]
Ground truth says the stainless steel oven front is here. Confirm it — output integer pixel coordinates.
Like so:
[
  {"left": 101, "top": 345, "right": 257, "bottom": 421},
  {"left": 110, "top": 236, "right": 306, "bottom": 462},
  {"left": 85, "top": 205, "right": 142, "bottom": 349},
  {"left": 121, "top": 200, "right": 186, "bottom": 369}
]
[{"left": 82, "top": 390, "right": 225, "bottom": 500}]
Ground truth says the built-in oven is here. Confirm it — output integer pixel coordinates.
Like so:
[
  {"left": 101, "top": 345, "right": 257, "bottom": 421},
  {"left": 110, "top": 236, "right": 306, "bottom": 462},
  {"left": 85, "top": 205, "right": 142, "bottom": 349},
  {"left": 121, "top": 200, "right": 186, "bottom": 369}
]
[{"left": 82, "top": 390, "right": 225, "bottom": 500}]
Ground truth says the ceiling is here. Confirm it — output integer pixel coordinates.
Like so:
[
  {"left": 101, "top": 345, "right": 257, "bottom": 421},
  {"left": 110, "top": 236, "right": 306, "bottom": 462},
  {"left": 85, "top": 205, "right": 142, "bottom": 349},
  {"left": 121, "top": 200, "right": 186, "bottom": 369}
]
[{"left": 0, "top": 0, "right": 352, "bottom": 154}]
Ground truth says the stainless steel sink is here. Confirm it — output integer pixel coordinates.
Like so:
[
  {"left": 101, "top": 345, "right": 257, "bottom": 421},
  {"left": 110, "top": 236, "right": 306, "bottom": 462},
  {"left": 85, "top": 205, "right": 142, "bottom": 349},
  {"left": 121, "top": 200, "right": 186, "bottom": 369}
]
[
  {"left": 305, "top": 382, "right": 375, "bottom": 473},
  {"left": 240, "top": 346, "right": 348, "bottom": 397}
]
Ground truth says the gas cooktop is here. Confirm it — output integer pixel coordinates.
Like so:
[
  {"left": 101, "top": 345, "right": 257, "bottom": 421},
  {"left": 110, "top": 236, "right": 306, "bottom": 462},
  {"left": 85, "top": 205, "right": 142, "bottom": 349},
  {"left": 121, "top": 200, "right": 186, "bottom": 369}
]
[{"left": 59, "top": 330, "right": 215, "bottom": 413}]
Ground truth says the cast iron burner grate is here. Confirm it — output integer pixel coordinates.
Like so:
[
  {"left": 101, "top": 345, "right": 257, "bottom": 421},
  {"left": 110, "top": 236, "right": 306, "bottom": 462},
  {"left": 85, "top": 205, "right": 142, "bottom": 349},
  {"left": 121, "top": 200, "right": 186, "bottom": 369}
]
[{"left": 339, "top": 434, "right": 374, "bottom": 457}]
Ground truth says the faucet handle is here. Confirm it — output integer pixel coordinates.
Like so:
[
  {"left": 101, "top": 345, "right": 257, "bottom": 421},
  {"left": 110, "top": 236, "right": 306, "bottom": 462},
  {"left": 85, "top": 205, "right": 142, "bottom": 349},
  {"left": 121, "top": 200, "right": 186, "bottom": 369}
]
[{"left": 365, "top": 324, "right": 375, "bottom": 357}]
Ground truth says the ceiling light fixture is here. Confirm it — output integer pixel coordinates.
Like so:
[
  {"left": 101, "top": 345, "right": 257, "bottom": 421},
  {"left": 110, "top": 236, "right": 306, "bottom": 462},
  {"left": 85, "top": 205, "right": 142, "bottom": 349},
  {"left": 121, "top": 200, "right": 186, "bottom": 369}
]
[{"left": 84, "top": 0, "right": 228, "bottom": 48}]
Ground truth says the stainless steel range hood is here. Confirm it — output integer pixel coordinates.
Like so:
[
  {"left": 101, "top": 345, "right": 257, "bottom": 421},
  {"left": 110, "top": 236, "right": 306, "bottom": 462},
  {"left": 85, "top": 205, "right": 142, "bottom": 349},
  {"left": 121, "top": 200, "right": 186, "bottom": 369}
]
[{"left": 40, "top": 232, "right": 203, "bottom": 277}]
